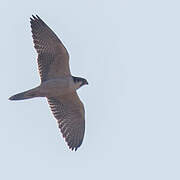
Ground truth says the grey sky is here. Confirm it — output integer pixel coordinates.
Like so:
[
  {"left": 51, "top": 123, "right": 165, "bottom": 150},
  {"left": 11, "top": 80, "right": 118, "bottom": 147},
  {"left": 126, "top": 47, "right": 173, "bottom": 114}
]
[{"left": 1, "top": 0, "right": 180, "bottom": 179}]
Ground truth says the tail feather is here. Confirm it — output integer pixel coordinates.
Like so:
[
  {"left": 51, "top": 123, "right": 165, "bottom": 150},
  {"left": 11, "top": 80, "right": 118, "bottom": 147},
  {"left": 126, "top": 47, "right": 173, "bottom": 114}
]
[{"left": 9, "top": 89, "right": 38, "bottom": 101}]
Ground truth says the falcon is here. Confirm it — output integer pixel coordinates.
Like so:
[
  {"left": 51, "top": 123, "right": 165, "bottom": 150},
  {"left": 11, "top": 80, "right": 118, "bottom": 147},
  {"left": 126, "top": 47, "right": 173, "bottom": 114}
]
[{"left": 9, "top": 15, "right": 88, "bottom": 151}]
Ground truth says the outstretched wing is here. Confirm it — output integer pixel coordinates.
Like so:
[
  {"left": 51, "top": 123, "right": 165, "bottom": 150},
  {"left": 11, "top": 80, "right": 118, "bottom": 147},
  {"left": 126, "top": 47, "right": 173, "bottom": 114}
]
[
  {"left": 47, "top": 92, "right": 85, "bottom": 151},
  {"left": 30, "top": 15, "right": 71, "bottom": 82}
]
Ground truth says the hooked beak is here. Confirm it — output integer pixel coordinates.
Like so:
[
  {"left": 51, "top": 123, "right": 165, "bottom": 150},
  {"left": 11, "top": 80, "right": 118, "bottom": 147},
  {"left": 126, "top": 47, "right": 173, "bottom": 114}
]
[{"left": 85, "top": 80, "right": 89, "bottom": 85}]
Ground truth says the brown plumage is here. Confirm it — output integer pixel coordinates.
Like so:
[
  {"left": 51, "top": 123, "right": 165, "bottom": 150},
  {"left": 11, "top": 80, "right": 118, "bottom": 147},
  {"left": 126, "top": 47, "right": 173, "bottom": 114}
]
[
  {"left": 9, "top": 15, "right": 88, "bottom": 151},
  {"left": 30, "top": 15, "right": 70, "bottom": 82},
  {"left": 48, "top": 92, "right": 85, "bottom": 151}
]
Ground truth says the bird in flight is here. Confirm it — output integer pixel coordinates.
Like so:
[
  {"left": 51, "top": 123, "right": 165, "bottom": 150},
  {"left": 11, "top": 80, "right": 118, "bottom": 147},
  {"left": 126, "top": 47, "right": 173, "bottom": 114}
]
[{"left": 9, "top": 15, "right": 88, "bottom": 151}]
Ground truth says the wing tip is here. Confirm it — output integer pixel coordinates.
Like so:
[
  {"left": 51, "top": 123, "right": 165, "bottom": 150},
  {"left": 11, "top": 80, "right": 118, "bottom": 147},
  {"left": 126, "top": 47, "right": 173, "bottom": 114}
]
[
  {"left": 30, "top": 14, "right": 44, "bottom": 25},
  {"left": 67, "top": 139, "right": 83, "bottom": 151},
  {"left": 30, "top": 14, "right": 39, "bottom": 20},
  {"left": 69, "top": 146, "right": 79, "bottom": 151}
]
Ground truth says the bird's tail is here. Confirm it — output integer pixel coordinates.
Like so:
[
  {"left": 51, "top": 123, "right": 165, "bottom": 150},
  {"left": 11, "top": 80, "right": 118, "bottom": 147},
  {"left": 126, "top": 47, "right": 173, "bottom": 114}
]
[{"left": 9, "top": 88, "right": 39, "bottom": 101}]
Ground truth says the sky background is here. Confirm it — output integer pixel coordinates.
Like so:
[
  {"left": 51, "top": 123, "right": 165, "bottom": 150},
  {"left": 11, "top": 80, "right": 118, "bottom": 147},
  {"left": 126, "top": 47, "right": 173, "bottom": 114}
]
[{"left": 1, "top": 0, "right": 180, "bottom": 179}]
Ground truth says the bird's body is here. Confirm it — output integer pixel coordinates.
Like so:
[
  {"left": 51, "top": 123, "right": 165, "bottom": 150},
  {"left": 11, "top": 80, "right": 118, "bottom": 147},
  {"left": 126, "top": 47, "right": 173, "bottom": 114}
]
[
  {"left": 36, "top": 77, "right": 80, "bottom": 97},
  {"left": 9, "top": 15, "right": 88, "bottom": 151}
]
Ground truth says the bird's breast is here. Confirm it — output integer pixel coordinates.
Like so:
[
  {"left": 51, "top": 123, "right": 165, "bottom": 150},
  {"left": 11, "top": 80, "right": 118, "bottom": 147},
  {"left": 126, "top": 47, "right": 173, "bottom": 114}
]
[{"left": 38, "top": 77, "right": 75, "bottom": 97}]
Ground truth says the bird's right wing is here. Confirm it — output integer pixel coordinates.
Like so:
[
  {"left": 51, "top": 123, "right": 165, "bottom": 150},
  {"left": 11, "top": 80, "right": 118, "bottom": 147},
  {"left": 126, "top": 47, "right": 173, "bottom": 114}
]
[
  {"left": 47, "top": 92, "right": 85, "bottom": 151},
  {"left": 30, "top": 15, "right": 71, "bottom": 82}
]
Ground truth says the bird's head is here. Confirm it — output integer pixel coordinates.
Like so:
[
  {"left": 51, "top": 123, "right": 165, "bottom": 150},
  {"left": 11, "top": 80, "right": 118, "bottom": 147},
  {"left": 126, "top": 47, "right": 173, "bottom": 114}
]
[{"left": 72, "top": 76, "right": 88, "bottom": 89}]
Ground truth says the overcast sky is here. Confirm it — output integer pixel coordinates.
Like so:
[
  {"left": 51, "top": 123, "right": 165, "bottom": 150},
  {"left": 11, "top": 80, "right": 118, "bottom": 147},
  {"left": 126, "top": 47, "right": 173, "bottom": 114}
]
[{"left": 1, "top": 0, "right": 180, "bottom": 179}]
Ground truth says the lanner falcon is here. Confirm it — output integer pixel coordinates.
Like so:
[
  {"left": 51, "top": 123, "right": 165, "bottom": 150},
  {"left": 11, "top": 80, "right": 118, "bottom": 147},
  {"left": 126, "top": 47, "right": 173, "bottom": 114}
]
[{"left": 9, "top": 15, "right": 88, "bottom": 151}]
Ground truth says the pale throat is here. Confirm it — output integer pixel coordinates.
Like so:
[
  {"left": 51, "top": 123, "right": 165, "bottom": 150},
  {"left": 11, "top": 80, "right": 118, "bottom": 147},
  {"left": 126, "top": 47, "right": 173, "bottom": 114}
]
[{"left": 74, "top": 81, "right": 82, "bottom": 90}]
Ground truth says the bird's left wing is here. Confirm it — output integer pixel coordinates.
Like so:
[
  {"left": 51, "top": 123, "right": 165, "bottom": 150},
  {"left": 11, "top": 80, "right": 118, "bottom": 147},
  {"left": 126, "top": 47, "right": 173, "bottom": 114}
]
[{"left": 47, "top": 92, "right": 85, "bottom": 151}]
